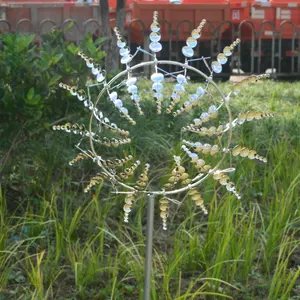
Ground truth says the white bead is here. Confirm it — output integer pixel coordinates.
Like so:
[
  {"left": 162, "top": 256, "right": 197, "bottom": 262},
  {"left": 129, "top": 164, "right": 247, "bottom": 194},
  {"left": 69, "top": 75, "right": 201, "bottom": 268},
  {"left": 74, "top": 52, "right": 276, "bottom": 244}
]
[
  {"left": 182, "top": 46, "right": 194, "bottom": 57},
  {"left": 151, "top": 72, "right": 164, "bottom": 83},
  {"left": 128, "top": 85, "right": 138, "bottom": 94},
  {"left": 110, "top": 92, "right": 118, "bottom": 101},
  {"left": 176, "top": 74, "right": 187, "bottom": 84},
  {"left": 126, "top": 77, "right": 137, "bottom": 86},
  {"left": 115, "top": 99, "right": 123, "bottom": 108},
  {"left": 200, "top": 112, "right": 209, "bottom": 120},
  {"left": 120, "top": 107, "right": 128, "bottom": 115},
  {"left": 97, "top": 72, "right": 105, "bottom": 82},
  {"left": 92, "top": 67, "right": 100, "bottom": 75}
]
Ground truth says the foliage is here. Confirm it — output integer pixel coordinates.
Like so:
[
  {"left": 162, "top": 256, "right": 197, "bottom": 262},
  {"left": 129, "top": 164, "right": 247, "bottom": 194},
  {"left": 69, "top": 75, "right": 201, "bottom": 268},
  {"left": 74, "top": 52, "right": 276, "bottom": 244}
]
[
  {"left": 0, "top": 30, "right": 105, "bottom": 173},
  {"left": 0, "top": 79, "right": 299, "bottom": 299}
]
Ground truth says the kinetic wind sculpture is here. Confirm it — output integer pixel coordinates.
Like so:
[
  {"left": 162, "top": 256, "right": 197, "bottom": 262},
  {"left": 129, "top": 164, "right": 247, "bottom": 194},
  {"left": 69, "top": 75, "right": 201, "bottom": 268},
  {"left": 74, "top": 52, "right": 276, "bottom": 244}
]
[
  {"left": 53, "top": 12, "right": 273, "bottom": 298},
  {"left": 54, "top": 12, "right": 272, "bottom": 231}
]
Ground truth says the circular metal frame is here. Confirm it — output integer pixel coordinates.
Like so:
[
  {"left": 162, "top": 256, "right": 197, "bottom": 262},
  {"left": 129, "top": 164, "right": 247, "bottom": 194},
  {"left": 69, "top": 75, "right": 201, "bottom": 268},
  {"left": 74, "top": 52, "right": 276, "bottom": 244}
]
[{"left": 88, "top": 60, "right": 233, "bottom": 196}]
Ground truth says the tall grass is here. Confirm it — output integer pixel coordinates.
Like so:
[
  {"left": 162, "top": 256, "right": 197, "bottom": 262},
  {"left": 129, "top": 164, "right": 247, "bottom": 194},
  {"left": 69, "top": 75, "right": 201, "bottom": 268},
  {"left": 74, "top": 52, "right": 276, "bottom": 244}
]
[{"left": 0, "top": 81, "right": 299, "bottom": 299}]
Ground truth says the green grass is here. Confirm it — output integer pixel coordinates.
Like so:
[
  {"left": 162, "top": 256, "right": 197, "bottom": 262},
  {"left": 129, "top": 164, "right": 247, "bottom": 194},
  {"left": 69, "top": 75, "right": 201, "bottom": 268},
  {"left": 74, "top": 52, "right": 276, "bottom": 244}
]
[{"left": 0, "top": 80, "right": 300, "bottom": 299}]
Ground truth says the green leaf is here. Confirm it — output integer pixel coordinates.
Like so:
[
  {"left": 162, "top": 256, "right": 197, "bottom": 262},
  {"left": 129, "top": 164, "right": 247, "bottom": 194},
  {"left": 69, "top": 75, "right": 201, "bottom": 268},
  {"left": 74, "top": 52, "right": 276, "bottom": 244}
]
[
  {"left": 44, "top": 122, "right": 51, "bottom": 129},
  {"left": 94, "top": 37, "right": 106, "bottom": 46},
  {"left": 67, "top": 43, "right": 78, "bottom": 56},
  {"left": 48, "top": 75, "right": 62, "bottom": 87},
  {"left": 24, "top": 34, "right": 35, "bottom": 48},
  {"left": 25, "top": 94, "right": 41, "bottom": 106},
  {"left": 27, "top": 88, "right": 35, "bottom": 101},
  {"left": 64, "top": 20, "right": 74, "bottom": 32},
  {"left": 52, "top": 53, "right": 64, "bottom": 65},
  {"left": 123, "top": 284, "right": 135, "bottom": 292}
]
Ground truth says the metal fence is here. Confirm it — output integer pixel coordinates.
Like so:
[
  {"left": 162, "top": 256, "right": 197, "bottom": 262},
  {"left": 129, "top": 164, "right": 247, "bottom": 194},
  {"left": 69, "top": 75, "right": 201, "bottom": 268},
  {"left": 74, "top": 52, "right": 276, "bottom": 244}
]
[{"left": 0, "top": 18, "right": 299, "bottom": 78}]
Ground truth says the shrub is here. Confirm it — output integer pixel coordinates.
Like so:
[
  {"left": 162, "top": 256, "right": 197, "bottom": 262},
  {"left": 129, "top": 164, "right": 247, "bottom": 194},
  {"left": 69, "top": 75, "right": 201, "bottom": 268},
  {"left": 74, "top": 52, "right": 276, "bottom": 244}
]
[{"left": 0, "top": 30, "right": 106, "bottom": 175}]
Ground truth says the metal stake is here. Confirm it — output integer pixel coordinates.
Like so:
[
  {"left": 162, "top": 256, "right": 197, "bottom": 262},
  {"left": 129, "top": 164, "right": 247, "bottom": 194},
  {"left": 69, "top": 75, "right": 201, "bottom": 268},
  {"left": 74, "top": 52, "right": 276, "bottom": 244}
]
[{"left": 143, "top": 194, "right": 155, "bottom": 300}]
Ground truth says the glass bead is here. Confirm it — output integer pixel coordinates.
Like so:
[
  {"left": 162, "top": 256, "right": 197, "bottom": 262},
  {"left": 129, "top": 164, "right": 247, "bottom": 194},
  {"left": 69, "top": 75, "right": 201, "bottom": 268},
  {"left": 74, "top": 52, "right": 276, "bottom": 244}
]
[
  {"left": 127, "top": 85, "right": 138, "bottom": 94},
  {"left": 154, "top": 92, "right": 163, "bottom": 101},
  {"left": 150, "top": 22, "right": 160, "bottom": 33},
  {"left": 211, "top": 61, "right": 222, "bottom": 73},
  {"left": 126, "top": 77, "right": 137, "bottom": 86},
  {"left": 86, "top": 60, "right": 93, "bottom": 68},
  {"left": 226, "top": 183, "right": 234, "bottom": 192},
  {"left": 149, "top": 41, "right": 162, "bottom": 52},
  {"left": 117, "top": 38, "right": 126, "bottom": 48},
  {"left": 152, "top": 82, "right": 164, "bottom": 92},
  {"left": 200, "top": 112, "right": 209, "bottom": 120},
  {"left": 77, "top": 90, "right": 86, "bottom": 101},
  {"left": 110, "top": 92, "right": 118, "bottom": 101},
  {"left": 131, "top": 94, "right": 140, "bottom": 102},
  {"left": 114, "top": 99, "right": 123, "bottom": 108},
  {"left": 70, "top": 87, "right": 77, "bottom": 96},
  {"left": 92, "top": 66, "right": 100, "bottom": 75},
  {"left": 174, "top": 84, "right": 185, "bottom": 93},
  {"left": 96, "top": 72, "right": 105, "bottom": 82},
  {"left": 104, "top": 117, "right": 109, "bottom": 123},
  {"left": 189, "top": 94, "right": 199, "bottom": 102},
  {"left": 123, "top": 204, "right": 131, "bottom": 213},
  {"left": 171, "top": 93, "right": 180, "bottom": 100},
  {"left": 176, "top": 74, "right": 187, "bottom": 84},
  {"left": 246, "top": 113, "right": 255, "bottom": 121},
  {"left": 186, "top": 37, "right": 197, "bottom": 48},
  {"left": 120, "top": 47, "right": 130, "bottom": 56},
  {"left": 121, "top": 54, "right": 132, "bottom": 64},
  {"left": 120, "top": 107, "right": 128, "bottom": 115},
  {"left": 193, "top": 118, "right": 201, "bottom": 124},
  {"left": 208, "top": 105, "right": 217, "bottom": 114},
  {"left": 223, "top": 46, "right": 232, "bottom": 57},
  {"left": 151, "top": 72, "right": 164, "bottom": 83},
  {"left": 150, "top": 32, "right": 161, "bottom": 42},
  {"left": 196, "top": 86, "right": 205, "bottom": 96},
  {"left": 191, "top": 29, "right": 200, "bottom": 39},
  {"left": 217, "top": 53, "right": 228, "bottom": 64},
  {"left": 182, "top": 46, "right": 194, "bottom": 58},
  {"left": 190, "top": 153, "right": 198, "bottom": 161},
  {"left": 184, "top": 101, "right": 192, "bottom": 108}
]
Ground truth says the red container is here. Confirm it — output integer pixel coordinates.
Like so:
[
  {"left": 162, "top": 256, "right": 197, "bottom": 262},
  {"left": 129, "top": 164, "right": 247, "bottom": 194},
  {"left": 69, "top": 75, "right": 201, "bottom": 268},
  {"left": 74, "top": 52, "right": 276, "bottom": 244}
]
[
  {"left": 248, "top": 0, "right": 275, "bottom": 39},
  {"left": 270, "top": 0, "right": 300, "bottom": 40},
  {"left": 130, "top": 0, "right": 230, "bottom": 44},
  {"left": 2, "top": 1, "right": 98, "bottom": 29},
  {"left": 247, "top": 0, "right": 300, "bottom": 40},
  {"left": 229, "top": 0, "right": 250, "bottom": 23}
]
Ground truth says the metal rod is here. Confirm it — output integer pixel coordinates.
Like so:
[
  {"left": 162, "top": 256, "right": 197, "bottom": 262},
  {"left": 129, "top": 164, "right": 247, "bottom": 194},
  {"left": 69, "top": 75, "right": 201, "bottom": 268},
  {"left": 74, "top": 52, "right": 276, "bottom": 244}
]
[{"left": 143, "top": 194, "right": 155, "bottom": 300}]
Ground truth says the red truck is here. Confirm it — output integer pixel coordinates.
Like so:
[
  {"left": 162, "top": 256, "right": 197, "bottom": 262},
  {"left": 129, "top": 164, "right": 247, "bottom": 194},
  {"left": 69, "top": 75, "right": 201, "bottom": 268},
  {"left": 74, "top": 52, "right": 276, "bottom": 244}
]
[{"left": 0, "top": 0, "right": 299, "bottom": 74}]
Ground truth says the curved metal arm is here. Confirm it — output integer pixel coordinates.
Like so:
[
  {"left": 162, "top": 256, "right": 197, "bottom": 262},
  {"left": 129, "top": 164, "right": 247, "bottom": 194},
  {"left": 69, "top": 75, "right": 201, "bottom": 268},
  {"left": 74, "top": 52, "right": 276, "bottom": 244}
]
[{"left": 87, "top": 59, "right": 233, "bottom": 197}]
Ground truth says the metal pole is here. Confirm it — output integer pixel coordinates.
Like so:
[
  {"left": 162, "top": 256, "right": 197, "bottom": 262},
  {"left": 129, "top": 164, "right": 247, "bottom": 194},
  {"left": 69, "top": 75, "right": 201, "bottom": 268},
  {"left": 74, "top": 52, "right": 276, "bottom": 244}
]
[{"left": 143, "top": 194, "right": 155, "bottom": 300}]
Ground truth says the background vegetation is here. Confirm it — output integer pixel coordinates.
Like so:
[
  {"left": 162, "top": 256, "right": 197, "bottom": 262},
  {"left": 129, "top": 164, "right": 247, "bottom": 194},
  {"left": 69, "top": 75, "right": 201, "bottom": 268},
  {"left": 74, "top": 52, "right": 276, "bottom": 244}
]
[{"left": 0, "top": 32, "right": 299, "bottom": 299}]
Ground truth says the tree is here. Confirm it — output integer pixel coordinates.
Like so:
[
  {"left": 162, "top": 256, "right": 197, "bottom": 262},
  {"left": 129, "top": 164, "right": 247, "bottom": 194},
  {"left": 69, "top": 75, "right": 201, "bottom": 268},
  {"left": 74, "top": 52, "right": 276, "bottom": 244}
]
[{"left": 99, "top": 0, "right": 126, "bottom": 72}]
